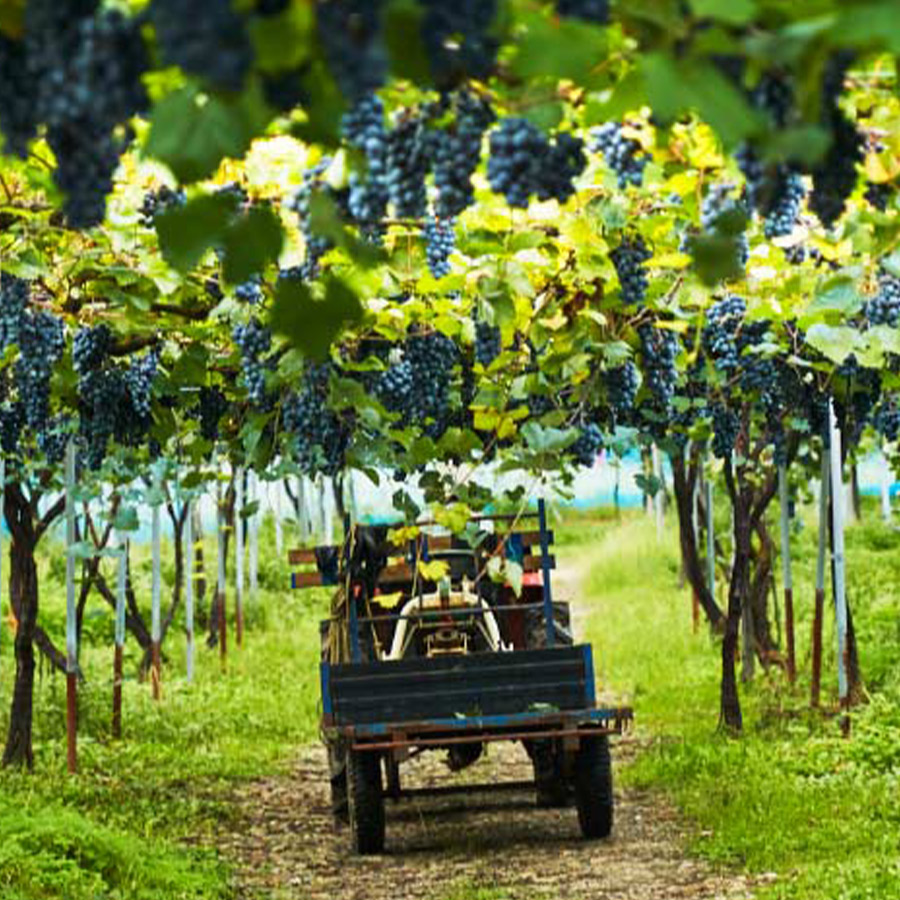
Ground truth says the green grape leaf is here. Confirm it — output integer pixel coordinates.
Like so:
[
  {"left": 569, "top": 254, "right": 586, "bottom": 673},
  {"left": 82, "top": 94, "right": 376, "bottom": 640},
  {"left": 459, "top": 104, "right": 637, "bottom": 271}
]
[
  {"left": 221, "top": 205, "right": 285, "bottom": 285},
  {"left": 155, "top": 194, "right": 238, "bottom": 273},
  {"left": 145, "top": 86, "right": 268, "bottom": 184},
  {"left": 271, "top": 275, "right": 363, "bottom": 360}
]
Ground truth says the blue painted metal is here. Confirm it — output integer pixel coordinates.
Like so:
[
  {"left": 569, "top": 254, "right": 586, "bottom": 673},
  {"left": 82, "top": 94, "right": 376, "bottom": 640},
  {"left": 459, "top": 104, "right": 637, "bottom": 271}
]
[
  {"left": 347, "top": 706, "right": 619, "bottom": 737},
  {"left": 506, "top": 533, "right": 525, "bottom": 565},
  {"left": 320, "top": 662, "right": 333, "bottom": 716},
  {"left": 582, "top": 644, "right": 596, "bottom": 707},
  {"left": 537, "top": 498, "right": 555, "bottom": 647}
]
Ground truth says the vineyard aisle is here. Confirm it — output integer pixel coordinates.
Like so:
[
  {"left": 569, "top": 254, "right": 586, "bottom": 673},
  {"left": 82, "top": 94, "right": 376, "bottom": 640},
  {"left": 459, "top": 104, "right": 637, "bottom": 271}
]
[{"left": 211, "top": 516, "right": 757, "bottom": 900}]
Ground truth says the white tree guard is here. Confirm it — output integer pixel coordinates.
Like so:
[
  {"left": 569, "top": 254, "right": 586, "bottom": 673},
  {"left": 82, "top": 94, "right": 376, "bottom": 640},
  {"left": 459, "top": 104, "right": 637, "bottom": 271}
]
[
  {"left": 778, "top": 465, "right": 792, "bottom": 592},
  {"left": 115, "top": 533, "right": 127, "bottom": 649},
  {"left": 705, "top": 458, "right": 715, "bottom": 599},
  {"left": 828, "top": 401, "right": 849, "bottom": 703},
  {"left": 880, "top": 449, "right": 892, "bottom": 521},
  {"left": 235, "top": 466, "right": 244, "bottom": 619},
  {"left": 184, "top": 499, "right": 194, "bottom": 683},
  {"left": 273, "top": 479, "right": 283, "bottom": 555},
  {"left": 816, "top": 453, "right": 829, "bottom": 595},
  {"left": 65, "top": 440, "right": 77, "bottom": 673},
  {"left": 652, "top": 444, "right": 664, "bottom": 540},
  {"left": 248, "top": 469, "right": 259, "bottom": 597},
  {"left": 151, "top": 469, "right": 162, "bottom": 648}
]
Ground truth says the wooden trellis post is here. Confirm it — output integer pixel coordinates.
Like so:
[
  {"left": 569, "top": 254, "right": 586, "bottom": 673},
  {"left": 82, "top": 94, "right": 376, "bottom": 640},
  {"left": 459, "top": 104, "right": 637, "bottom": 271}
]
[
  {"left": 828, "top": 401, "right": 850, "bottom": 733},
  {"left": 150, "top": 467, "right": 162, "bottom": 700},
  {"left": 235, "top": 466, "right": 244, "bottom": 648},
  {"left": 113, "top": 531, "right": 127, "bottom": 738},
  {"left": 65, "top": 440, "right": 78, "bottom": 774},
  {"left": 778, "top": 464, "right": 796, "bottom": 682}
]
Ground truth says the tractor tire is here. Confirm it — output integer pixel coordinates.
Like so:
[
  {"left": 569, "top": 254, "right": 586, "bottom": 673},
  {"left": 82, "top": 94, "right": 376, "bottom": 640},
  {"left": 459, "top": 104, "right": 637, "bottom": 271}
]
[
  {"left": 328, "top": 740, "right": 349, "bottom": 823},
  {"left": 348, "top": 750, "right": 385, "bottom": 854},
  {"left": 573, "top": 733, "right": 613, "bottom": 839},
  {"left": 525, "top": 600, "right": 574, "bottom": 649},
  {"left": 530, "top": 739, "right": 571, "bottom": 808}
]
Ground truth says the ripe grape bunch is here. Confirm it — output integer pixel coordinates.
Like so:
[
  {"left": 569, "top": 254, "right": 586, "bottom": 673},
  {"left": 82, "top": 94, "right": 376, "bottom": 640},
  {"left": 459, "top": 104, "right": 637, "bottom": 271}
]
[
  {"left": 428, "top": 90, "right": 495, "bottom": 219},
  {"left": 0, "top": 274, "right": 28, "bottom": 348},
  {"left": 417, "top": 0, "right": 499, "bottom": 87},
  {"left": 0, "top": 35, "right": 37, "bottom": 157},
  {"left": 711, "top": 404, "right": 740, "bottom": 459},
  {"left": 198, "top": 386, "right": 229, "bottom": 443},
  {"left": 234, "top": 277, "right": 264, "bottom": 306},
  {"left": 283, "top": 363, "right": 349, "bottom": 476},
  {"left": 342, "top": 94, "right": 389, "bottom": 238},
  {"left": 474, "top": 321, "right": 502, "bottom": 367},
  {"left": 15, "top": 309, "right": 65, "bottom": 433},
  {"left": 809, "top": 53, "right": 863, "bottom": 228},
  {"left": 488, "top": 118, "right": 587, "bottom": 208},
  {"left": 863, "top": 272, "right": 900, "bottom": 328},
  {"left": 638, "top": 324, "right": 680, "bottom": 412},
  {"left": 290, "top": 161, "right": 337, "bottom": 280},
  {"left": 405, "top": 331, "right": 459, "bottom": 434},
  {"left": 385, "top": 113, "right": 429, "bottom": 218},
  {"left": 24, "top": 2, "right": 150, "bottom": 226},
  {"left": 423, "top": 216, "right": 455, "bottom": 278},
  {"left": 611, "top": 236, "right": 652, "bottom": 306},
  {"left": 316, "top": 0, "right": 386, "bottom": 101},
  {"left": 73, "top": 323, "right": 114, "bottom": 373},
  {"left": 590, "top": 122, "right": 649, "bottom": 188},
  {"left": 149, "top": 0, "right": 253, "bottom": 92},
  {"left": 570, "top": 421, "right": 603, "bottom": 467},
  {"left": 233, "top": 318, "right": 272, "bottom": 407},
  {"left": 702, "top": 295, "right": 747, "bottom": 376},
  {"left": 140, "top": 186, "right": 186, "bottom": 226},
  {"left": 556, "top": 0, "right": 610, "bottom": 23},
  {"left": 604, "top": 362, "right": 639, "bottom": 423}
]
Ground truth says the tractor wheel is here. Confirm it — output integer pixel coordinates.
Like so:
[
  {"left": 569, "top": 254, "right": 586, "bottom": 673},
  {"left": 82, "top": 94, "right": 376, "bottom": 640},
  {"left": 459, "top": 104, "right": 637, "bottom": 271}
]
[
  {"left": 348, "top": 749, "right": 385, "bottom": 854},
  {"left": 530, "top": 739, "right": 571, "bottom": 808},
  {"left": 328, "top": 740, "right": 349, "bottom": 823},
  {"left": 525, "top": 600, "right": 574, "bottom": 649},
  {"left": 573, "top": 733, "right": 613, "bottom": 839}
]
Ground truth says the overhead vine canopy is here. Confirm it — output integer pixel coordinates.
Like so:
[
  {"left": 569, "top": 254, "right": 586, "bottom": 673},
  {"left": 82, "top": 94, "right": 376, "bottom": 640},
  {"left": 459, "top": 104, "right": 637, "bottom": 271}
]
[{"left": 0, "top": 0, "right": 898, "bottom": 511}]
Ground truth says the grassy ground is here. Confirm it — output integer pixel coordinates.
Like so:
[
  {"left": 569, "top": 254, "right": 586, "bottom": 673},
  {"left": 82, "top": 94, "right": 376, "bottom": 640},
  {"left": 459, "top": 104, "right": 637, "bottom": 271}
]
[
  {"left": 0, "top": 502, "right": 898, "bottom": 899},
  {"left": 573, "top": 503, "right": 900, "bottom": 900},
  {"left": 0, "top": 520, "right": 328, "bottom": 900}
]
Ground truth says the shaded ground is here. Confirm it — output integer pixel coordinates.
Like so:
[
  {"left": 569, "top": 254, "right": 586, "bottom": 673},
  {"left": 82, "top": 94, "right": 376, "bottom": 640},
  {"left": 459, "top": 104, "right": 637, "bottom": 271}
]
[
  {"left": 219, "top": 742, "right": 757, "bottom": 900},
  {"left": 214, "top": 540, "right": 757, "bottom": 899}
]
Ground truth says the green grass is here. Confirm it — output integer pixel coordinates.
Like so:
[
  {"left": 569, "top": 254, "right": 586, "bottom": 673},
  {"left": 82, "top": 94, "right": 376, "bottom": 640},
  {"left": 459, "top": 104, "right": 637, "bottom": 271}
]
[
  {"left": 572, "top": 506, "right": 900, "bottom": 900},
  {"left": 0, "top": 516, "right": 328, "bottom": 900},
  {"left": 2, "top": 503, "right": 899, "bottom": 899}
]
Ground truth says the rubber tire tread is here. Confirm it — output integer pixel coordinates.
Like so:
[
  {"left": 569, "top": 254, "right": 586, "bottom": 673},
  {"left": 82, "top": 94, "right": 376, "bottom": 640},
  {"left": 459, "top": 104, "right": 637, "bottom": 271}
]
[
  {"left": 348, "top": 750, "right": 385, "bottom": 854},
  {"left": 574, "top": 734, "right": 613, "bottom": 839}
]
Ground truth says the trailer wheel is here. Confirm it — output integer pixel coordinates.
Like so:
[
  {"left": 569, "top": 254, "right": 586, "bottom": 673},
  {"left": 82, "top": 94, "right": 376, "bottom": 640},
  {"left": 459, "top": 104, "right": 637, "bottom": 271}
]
[
  {"left": 348, "top": 750, "right": 385, "bottom": 854},
  {"left": 328, "top": 740, "right": 349, "bottom": 823},
  {"left": 574, "top": 734, "right": 613, "bottom": 839},
  {"left": 528, "top": 739, "right": 571, "bottom": 808}
]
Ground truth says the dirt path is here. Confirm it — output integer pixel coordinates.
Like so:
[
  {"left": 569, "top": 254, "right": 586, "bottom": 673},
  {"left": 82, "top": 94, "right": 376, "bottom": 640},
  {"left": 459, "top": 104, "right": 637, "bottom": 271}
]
[
  {"left": 220, "top": 743, "right": 755, "bottom": 900},
  {"left": 216, "top": 548, "right": 757, "bottom": 900}
]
